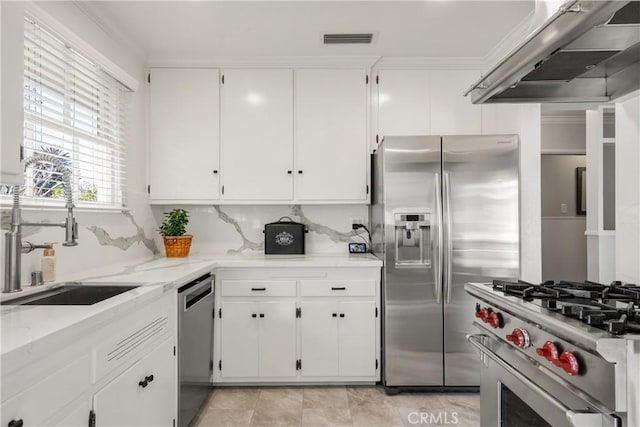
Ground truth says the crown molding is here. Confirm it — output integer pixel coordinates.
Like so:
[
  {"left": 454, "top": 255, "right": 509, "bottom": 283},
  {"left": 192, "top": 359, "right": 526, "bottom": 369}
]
[
  {"left": 146, "top": 56, "right": 381, "bottom": 69},
  {"left": 373, "top": 57, "right": 484, "bottom": 70},
  {"left": 541, "top": 113, "right": 586, "bottom": 125}
]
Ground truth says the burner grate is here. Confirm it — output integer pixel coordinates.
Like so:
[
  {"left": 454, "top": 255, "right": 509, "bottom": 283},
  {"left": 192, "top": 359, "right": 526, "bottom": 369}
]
[{"left": 491, "top": 279, "right": 640, "bottom": 335}]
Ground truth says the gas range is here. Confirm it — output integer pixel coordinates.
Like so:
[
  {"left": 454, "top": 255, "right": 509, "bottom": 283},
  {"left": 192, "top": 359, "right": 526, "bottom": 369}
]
[
  {"left": 465, "top": 281, "right": 640, "bottom": 427},
  {"left": 492, "top": 280, "right": 640, "bottom": 336}
]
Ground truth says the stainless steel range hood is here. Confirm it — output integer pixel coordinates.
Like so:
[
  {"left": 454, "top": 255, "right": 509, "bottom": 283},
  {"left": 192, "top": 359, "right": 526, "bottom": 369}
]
[{"left": 465, "top": 1, "right": 640, "bottom": 104}]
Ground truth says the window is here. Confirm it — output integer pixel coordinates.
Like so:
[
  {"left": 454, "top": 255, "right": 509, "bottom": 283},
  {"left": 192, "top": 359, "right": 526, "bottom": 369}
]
[{"left": 14, "top": 16, "right": 129, "bottom": 208}]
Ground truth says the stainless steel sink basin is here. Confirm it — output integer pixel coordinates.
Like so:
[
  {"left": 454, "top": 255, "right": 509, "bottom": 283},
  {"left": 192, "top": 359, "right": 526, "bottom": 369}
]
[{"left": 1, "top": 283, "right": 140, "bottom": 306}]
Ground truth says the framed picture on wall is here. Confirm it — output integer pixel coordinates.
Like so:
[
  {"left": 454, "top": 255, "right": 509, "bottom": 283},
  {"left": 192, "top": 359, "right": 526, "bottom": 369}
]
[{"left": 576, "top": 167, "right": 586, "bottom": 215}]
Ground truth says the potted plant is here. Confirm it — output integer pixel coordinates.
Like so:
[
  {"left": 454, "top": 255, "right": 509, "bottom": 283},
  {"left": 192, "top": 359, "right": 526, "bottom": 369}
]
[{"left": 159, "top": 208, "right": 192, "bottom": 257}]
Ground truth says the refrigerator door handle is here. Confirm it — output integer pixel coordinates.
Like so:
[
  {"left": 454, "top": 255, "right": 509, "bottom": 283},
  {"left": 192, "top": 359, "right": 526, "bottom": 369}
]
[
  {"left": 434, "top": 173, "right": 443, "bottom": 304},
  {"left": 444, "top": 172, "right": 453, "bottom": 304}
]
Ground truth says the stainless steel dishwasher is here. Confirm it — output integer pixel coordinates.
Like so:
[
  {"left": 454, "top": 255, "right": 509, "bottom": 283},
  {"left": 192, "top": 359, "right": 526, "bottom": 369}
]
[{"left": 178, "top": 273, "right": 214, "bottom": 427}]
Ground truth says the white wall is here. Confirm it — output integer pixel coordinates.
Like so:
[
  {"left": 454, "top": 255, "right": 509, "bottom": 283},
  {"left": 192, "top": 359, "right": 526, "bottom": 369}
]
[
  {"left": 1, "top": 2, "right": 159, "bottom": 284},
  {"left": 615, "top": 93, "right": 640, "bottom": 283}
]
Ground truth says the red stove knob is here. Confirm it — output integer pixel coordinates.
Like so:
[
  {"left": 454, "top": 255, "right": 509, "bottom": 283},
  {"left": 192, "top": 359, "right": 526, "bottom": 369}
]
[
  {"left": 488, "top": 311, "right": 503, "bottom": 329},
  {"left": 552, "top": 351, "right": 580, "bottom": 376},
  {"left": 506, "top": 328, "right": 530, "bottom": 348},
  {"left": 535, "top": 341, "right": 560, "bottom": 362},
  {"left": 475, "top": 307, "right": 492, "bottom": 322}
]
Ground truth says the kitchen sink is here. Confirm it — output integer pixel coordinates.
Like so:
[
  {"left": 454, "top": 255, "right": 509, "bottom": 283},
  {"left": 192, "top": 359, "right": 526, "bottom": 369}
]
[{"left": 1, "top": 283, "right": 140, "bottom": 306}]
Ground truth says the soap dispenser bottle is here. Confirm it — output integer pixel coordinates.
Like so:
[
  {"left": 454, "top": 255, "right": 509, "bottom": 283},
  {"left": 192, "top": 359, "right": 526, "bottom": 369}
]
[{"left": 42, "top": 243, "right": 57, "bottom": 282}]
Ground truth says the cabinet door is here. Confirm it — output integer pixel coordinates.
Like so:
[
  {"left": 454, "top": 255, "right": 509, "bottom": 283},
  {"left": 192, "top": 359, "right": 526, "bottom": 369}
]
[
  {"left": 429, "top": 69, "right": 482, "bottom": 135},
  {"left": 300, "top": 302, "right": 339, "bottom": 377},
  {"left": 295, "top": 69, "right": 368, "bottom": 201},
  {"left": 481, "top": 104, "right": 520, "bottom": 134},
  {"left": 258, "top": 302, "right": 297, "bottom": 377},
  {"left": 377, "top": 69, "right": 431, "bottom": 138},
  {"left": 52, "top": 400, "right": 90, "bottom": 427},
  {"left": 1, "top": 1, "right": 24, "bottom": 185},
  {"left": 220, "top": 302, "right": 259, "bottom": 378},
  {"left": 93, "top": 338, "right": 176, "bottom": 426},
  {"left": 338, "top": 301, "right": 376, "bottom": 377},
  {"left": 149, "top": 68, "right": 220, "bottom": 201},
  {"left": 221, "top": 69, "right": 294, "bottom": 201}
]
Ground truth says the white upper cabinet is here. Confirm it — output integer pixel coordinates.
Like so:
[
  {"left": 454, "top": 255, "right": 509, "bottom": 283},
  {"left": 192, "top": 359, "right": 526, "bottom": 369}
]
[
  {"left": 295, "top": 69, "right": 368, "bottom": 202},
  {"left": 428, "top": 69, "right": 482, "bottom": 135},
  {"left": 148, "top": 68, "right": 220, "bottom": 202},
  {"left": 221, "top": 69, "right": 294, "bottom": 201},
  {"left": 1, "top": 2, "right": 25, "bottom": 185},
  {"left": 481, "top": 104, "right": 520, "bottom": 135},
  {"left": 377, "top": 69, "right": 430, "bottom": 138}
]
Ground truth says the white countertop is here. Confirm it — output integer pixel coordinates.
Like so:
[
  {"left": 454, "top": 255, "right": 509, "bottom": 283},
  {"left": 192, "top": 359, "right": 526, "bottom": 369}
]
[{"left": 1, "top": 252, "right": 382, "bottom": 363}]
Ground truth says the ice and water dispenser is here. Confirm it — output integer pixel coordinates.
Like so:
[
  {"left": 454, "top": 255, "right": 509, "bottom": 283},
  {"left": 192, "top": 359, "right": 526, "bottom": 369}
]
[{"left": 394, "top": 212, "right": 431, "bottom": 268}]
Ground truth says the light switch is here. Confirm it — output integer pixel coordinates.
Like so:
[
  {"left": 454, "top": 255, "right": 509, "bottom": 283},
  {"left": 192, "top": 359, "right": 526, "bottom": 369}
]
[{"left": 560, "top": 204, "right": 568, "bottom": 214}]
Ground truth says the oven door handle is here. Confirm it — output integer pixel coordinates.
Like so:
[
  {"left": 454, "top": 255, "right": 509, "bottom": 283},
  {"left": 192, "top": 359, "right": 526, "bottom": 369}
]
[{"left": 466, "top": 334, "right": 621, "bottom": 427}]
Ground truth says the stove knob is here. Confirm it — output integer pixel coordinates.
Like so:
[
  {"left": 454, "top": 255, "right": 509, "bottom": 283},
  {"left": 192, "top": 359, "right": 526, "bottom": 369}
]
[
  {"left": 488, "top": 311, "right": 503, "bottom": 329},
  {"left": 552, "top": 351, "right": 580, "bottom": 376},
  {"left": 475, "top": 307, "right": 492, "bottom": 322},
  {"left": 506, "top": 328, "right": 530, "bottom": 348},
  {"left": 535, "top": 341, "right": 560, "bottom": 362}
]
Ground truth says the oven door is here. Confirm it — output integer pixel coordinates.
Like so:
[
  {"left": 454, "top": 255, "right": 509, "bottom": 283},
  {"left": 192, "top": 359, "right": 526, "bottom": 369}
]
[{"left": 467, "top": 334, "right": 621, "bottom": 427}]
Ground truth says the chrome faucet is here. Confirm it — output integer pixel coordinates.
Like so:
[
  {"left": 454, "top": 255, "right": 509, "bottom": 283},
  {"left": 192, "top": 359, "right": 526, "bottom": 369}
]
[{"left": 3, "top": 153, "right": 79, "bottom": 293}]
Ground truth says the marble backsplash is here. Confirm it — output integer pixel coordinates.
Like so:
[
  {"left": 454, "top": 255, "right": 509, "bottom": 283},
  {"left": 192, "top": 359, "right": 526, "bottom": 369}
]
[
  {"left": 1, "top": 200, "right": 370, "bottom": 285},
  {"left": 152, "top": 204, "right": 371, "bottom": 255}
]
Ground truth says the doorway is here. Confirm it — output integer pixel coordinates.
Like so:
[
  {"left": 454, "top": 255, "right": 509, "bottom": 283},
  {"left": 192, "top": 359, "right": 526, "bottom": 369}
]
[{"left": 541, "top": 154, "right": 588, "bottom": 282}]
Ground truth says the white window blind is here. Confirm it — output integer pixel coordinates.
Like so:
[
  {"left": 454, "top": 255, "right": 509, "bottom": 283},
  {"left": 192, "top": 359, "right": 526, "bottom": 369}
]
[{"left": 21, "top": 16, "right": 129, "bottom": 208}]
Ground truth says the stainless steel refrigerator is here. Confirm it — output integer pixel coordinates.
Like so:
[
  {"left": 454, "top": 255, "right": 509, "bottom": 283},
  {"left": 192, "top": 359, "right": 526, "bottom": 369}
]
[{"left": 371, "top": 135, "right": 520, "bottom": 389}]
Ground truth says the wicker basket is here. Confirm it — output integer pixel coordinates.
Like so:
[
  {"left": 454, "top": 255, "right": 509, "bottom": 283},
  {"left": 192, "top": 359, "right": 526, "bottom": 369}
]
[{"left": 163, "top": 235, "right": 193, "bottom": 258}]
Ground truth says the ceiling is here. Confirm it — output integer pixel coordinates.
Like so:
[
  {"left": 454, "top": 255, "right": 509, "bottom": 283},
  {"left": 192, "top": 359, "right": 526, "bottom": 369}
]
[{"left": 78, "top": 1, "right": 534, "bottom": 62}]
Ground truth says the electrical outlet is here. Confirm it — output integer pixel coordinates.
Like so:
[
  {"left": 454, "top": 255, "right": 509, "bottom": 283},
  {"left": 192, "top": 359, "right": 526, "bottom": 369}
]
[
  {"left": 560, "top": 203, "right": 568, "bottom": 214},
  {"left": 352, "top": 218, "right": 363, "bottom": 227}
]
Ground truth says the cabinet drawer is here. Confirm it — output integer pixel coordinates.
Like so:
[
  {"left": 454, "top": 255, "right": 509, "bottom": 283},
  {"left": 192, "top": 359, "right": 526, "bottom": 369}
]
[
  {"left": 221, "top": 280, "right": 296, "bottom": 297},
  {"left": 1, "top": 355, "right": 90, "bottom": 427},
  {"left": 300, "top": 280, "right": 376, "bottom": 297}
]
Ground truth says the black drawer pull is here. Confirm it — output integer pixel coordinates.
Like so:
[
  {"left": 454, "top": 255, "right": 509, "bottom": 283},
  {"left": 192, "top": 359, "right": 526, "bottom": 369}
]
[
  {"left": 331, "top": 287, "right": 346, "bottom": 291},
  {"left": 259, "top": 313, "right": 265, "bottom": 318},
  {"left": 139, "top": 379, "right": 148, "bottom": 388},
  {"left": 8, "top": 420, "right": 24, "bottom": 427},
  {"left": 251, "top": 287, "right": 266, "bottom": 291},
  {"left": 146, "top": 374, "right": 154, "bottom": 383},
  {"left": 339, "top": 313, "right": 345, "bottom": 318},
  {"left": 252, "top": 313, "right": 257, "bottom": 318},
  {"left": 332, "top": 313, "right": 337, "bottom": 317}
]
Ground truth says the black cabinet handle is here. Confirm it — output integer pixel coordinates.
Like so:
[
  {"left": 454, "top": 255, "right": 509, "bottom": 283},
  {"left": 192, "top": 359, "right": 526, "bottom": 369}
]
[
  {"left": 298, "top": 170, "right": 303, "bottom": 174},
  {"left": 8, "top": 420, "right": 24, "bottom": 427},
  {"left": 287, "top": 170, "right": 292, "bottom": 174},
  {"left": 331, "top": 287, "right": 346, "bottom": 291},
  {"left": 259, "top": 313, "right": 265, "bottom": 318},
  {"left": 339, "top": 313, "right": 345, "bottom": 318},
  {"left": 251, "top": 287, "right": 266, "bottom": 291},
  {"left": 146, "top": 374, "right": 154, "bottom": 383},
  {"left": 213, "top": 170, "right": 218, "bottom": 174},
  {"left": 252, "top": 313, "right": 257, "bottom": 318},
  {"left": 332, "top": 313, "right": 337, "bottom": 317},
  {"left": 139, "top": 379, "right": 148, "bottom": 388}
]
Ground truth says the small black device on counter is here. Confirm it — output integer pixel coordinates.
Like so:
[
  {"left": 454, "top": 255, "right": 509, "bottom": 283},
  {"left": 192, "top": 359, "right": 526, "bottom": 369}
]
[
  {"left": 349, "top": 242, "right": 367, "bottom": 253},
  {"left": 264, "top": 217, "right": 307, "bottom": 255}
]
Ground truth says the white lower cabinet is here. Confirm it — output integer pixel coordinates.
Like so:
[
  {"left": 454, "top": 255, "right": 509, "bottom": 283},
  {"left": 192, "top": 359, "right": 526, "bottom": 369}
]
[
  {"left": 214, "top": 268, "right": 381, "bottom": 383},
  {"left": 93, "top": 338, "right": 176, "bottom": 427},
  {"left": 300, "top": 301, "right": 376, "bottom": 378},
  {"left": 220, "top": 301, "right": 297, "bottom": 378}
]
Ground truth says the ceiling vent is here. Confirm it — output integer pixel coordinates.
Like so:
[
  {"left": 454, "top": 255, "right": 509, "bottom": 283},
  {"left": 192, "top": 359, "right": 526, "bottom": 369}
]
[{"left": 323, "top": 33, "right": 374, "bottom": 45}]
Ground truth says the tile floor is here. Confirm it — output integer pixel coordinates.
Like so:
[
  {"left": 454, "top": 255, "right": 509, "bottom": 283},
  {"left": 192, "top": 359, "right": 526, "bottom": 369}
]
[{"left": 193, "top": 386, "right": 480, "bottom": 427}]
